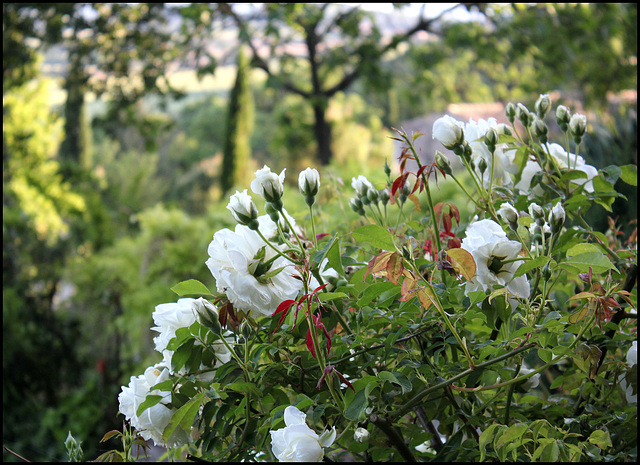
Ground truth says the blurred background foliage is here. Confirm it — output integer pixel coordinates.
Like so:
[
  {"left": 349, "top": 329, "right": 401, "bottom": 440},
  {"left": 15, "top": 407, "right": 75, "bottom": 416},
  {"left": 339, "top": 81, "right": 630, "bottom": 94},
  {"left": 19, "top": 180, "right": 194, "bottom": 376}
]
[{"left": 3, "top": 2, "right": 636, "bottom": 461}]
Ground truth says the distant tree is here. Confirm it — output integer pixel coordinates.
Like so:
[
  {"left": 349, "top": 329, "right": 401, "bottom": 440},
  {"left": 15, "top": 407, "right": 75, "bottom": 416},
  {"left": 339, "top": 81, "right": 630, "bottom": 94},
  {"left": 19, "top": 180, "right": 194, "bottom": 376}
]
[
  {"left": 443, "top": 3, "right": 637, "bottom": 108},
  {"left": 218, "top": 3, "right": 459, "bottom": 165},
  {"left": 221, "top": 48, "right": 255, "bottom": 195}
]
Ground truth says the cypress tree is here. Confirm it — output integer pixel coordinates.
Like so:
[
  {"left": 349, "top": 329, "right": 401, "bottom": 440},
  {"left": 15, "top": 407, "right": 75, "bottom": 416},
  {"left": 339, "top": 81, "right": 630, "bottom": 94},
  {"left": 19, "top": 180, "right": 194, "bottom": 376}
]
[{"left": 221, "top": 48, "right": 254, "bottom": 195}]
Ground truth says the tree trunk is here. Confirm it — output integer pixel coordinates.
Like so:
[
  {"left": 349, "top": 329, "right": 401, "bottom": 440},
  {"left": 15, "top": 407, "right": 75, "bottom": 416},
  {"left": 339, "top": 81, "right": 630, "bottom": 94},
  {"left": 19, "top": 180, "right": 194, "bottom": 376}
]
[{"left": 313, "top": 103, "right": 333, "bottom": 166}]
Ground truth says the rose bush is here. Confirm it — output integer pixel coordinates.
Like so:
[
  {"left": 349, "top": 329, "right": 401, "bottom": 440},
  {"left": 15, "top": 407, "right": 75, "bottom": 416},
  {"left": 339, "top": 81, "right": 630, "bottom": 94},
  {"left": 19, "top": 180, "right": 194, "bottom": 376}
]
[{"left": 99, "top": 95, "right": 636, "bottom": 462}]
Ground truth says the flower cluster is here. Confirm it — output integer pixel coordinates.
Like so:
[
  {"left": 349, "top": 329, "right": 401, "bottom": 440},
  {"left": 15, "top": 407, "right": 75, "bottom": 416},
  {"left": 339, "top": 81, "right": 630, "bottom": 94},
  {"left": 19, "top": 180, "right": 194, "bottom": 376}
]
[
  {"left": 110, "top": 94, "right": 636, "bottom": 463},
  {"left": 118, "top": 364, "right": 190, "bottom": 448}
]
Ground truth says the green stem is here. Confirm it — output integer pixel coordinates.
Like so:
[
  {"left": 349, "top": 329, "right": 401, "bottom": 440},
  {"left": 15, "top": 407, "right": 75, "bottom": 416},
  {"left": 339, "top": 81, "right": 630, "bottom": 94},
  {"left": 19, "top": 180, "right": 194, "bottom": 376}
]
[
  {"left": 308, "top": 205, "right": 318, "bottom": 249},
  {"left": 390, "top": 342, "right": 537, "bottom": 420},
  {"left": 504, "top": 363, "right": 521, "bottom": 425},
  {"left": 449, "top": 173, "right": 483, "bottom": 208}
]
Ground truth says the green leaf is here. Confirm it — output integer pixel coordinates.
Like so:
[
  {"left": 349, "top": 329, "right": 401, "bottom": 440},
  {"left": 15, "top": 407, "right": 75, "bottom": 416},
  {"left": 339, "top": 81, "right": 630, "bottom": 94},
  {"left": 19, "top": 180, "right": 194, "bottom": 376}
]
[
  {"left": 479, "top": 424, "right": 504, "bottom": 461},
  {"left": 171, "top": 338, "right": 195, "bottom": 373},
  {"left": 352, "top": 224, "right": 396, "bottom": 251},
  {"left": 136, "top": 394, "right": 164, "bottom": 417},
  {"left": 620, "top": 164, "right": 637, "bottom": 186},
  {"left": 514, "top": 255, "right": 549, "bottom": 278},
  {"left": 357, "top": 282, "right": 397, "bottom": 307},
  {"left": 566, "top": 243, "right": 602, "bottom": 256},
  {"left": 344, "top": 389, "right": 369, "bottom": 422},
  {"left": 588, "top": 429, "right": 612, "bottom": 450},
  {"left": 162, "top": 393, "right": 204, "bottom": 443},
  {"left": 538, "top": 348, "right": 553, "bottom": 363},
  {"left": 327, "top": 236, "right": 345, "bottom": 276},
  {"left": 559, "top": 252, "right": 618, "bottom": 274},
  {"left": 171, "top": 279, "right": 213, "bottom": 297},
  {"left": 495, "top": 422, "right": 528, "bottom": 449},
  {"left": 317, "top": 292, "right": 348, "bottom": 302},
  {"left": 225, "top": 381, "right": 263, "bottom": 398}
]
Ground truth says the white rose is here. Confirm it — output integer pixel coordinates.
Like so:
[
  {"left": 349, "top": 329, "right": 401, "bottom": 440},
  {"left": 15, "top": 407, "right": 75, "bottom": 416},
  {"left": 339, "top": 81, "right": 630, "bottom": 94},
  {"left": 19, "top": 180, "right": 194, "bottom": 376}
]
[
  {"left": 461, "top": 219, "right": 530, "bottom": 307},
  {"left": 354, "top": 427, "right": 370, "bottom": 443},
  {"left": 519, "top": 364, "right": 541, "bottom": 390},
  {"left": 227, "top": 189, "right": 259, "bottom": 227},
  {"left": 517, "top": 144, "right": 597, "bottom": 194},
  {"left": 298, "top": 167, "right": 320, "bottom": 197},
  {"left": 118, "top": 364, "right": 189, "bottom": 448},
  {"left": 351, "top": 175, "right": 374, "bottom": 198},
  {"left": 465, "top": 117, "right": 518, "bottom": 188},
  {"left": 151, "top": 298, "right": 233, "bottom": 381},
  {"left": 206, "top": 221, "right": 303, "bottom": 318},
  {"left": 619, "top": 341, "right": 637, "bottom": 403},
  {"left": 497, "top": 202, "right": 518, "bottom": 226},
  {"left": 270, "top": 406, "right": 336, "bottom": 462},
  {"left": 251, "top": 165, "right": 286, "bottom": 203},
  {"left": 547, "top": 143, "right": 598, "bottom": 192},
  {"left": 257, "top": 209, "right": 301, "bottom": 240},
  {"left": 432, "top": 115, "right": 464, "bottom": 149}
]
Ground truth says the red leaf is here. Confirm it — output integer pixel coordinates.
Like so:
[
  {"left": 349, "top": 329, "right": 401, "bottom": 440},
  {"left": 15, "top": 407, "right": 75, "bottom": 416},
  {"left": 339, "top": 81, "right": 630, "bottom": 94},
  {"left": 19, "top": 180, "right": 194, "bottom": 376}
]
[
  {"left": 273, "top": 300, "right": 296, "bottom": 334},
  {"left": 306, "top": 329, "right": 316, "bottom": 358}
]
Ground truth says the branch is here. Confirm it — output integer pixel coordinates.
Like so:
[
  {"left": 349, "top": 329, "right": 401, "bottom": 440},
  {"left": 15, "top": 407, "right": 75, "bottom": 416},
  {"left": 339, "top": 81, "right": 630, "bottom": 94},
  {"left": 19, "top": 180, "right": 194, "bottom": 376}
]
[
  {"left": 369, "top": 414, "right": 417, "bottom": 462},
  {"left": 325, "top": 3, "right": 462, "bottom": 98},
  {"left": 217, "top": 3, "right": 310, "bottom": 98}
]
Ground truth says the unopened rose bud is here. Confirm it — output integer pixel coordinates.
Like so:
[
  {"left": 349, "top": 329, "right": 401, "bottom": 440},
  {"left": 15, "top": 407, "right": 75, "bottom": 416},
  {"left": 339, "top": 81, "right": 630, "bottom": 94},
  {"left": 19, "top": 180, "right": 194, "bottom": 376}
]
[
  {"left": 379, "top": 188, "right": 390, "bottom": 205},
  {"left": 498, "top": 202, "right": 519, "bottom": 229},
  {"left": 569, "top": 113, "right": 587, "bottom": 144},
  {"left": 298, "top": 167, "right": 320, "bottom": 205},
  {"left": 435, "top": 150, "right": 452, "bottom": 175},
  {"left": 556, "top": 105, "right": 571, "bottom": 132},
  {"left": 533, "top": 118, "right": 548, "bottom": 143},
  {"left": 350, "top": 197, "right": 365, "bottom": 216},
  {"left": 535, "top": 94, "right": 552, "bottom": 119},
  {"left": 505, "top": 102, "right": 516, "bottom": 123},
  {"left": 227, "top": 190, "right": 259, "bottom": 230},
  {"left": 477, "top": 157, "right": 488, "bottom": 175},
  {"left": 354, "top": 427, "right": 370, "bottom": 443},
  {"left": 484, "top": 128, "right": 499, "bottom": 151},
  {"left": 549, "top": 202, "right": 565, "bottom": 234},
  {"left": 516, "top": 103, "right": 531, "bottom": 127},
  {"left": 384, "top": 160, "right": 391, "bottom": 177},
  {"left": 367, "top": 187, "right": 379, "bottom": 204},
  {"left": 528, "top": 203, "right": 545, "bottom": 223}
]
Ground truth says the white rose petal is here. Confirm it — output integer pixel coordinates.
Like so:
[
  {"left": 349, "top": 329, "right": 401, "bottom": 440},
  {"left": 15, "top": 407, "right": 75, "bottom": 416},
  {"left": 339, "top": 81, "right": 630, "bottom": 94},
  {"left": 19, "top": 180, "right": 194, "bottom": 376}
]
[
  {"left": 206, "top": 219, "right": 303, "bottom": 318},
  {"left": 270, "top": 406, "right": 335, "bottom": 462},
  {"left": 432, "top": 114, "right": 464, "bottom": 149},
  {"left": 461, "top": 219, "right": 530, "bottom": 308},
  {"left": 251, "top": 165, "right": 286, "bottom": 202}
]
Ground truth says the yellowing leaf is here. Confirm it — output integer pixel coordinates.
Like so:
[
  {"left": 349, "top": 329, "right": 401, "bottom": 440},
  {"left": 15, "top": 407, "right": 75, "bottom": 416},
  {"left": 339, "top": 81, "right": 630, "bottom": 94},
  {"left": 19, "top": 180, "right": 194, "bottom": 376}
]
[
  {"left": 364, "top": 251, "right": 394, "bottom": 280},
  {"left": 386, "top": 252, "right": 404, "bottom": 285},
  {"left": 447, "top": 248, "right": 476, "bottom": 281}
]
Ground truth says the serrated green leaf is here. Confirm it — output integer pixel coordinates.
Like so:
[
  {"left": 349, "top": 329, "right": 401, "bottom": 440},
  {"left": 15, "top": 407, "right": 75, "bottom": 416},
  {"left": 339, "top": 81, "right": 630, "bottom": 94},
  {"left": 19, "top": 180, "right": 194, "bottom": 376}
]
[
  {"left": 559, "top": 252, "right": 618, "bottom": 274},
  {"left": 162, "top": 393, "right": 204, "bottom": 443},
  {"left": 171, "top": 279, "right": 213, "bottom": 297},
  {"left": 136, "top": 394, "right": 164, "bottom": 417},
  {"left": 495, "top": 422, "right": 528, "bottom": 449},
  {"left": 514, "top": 256, "right": 550, "bottom": 278},
  {"left": 352, "top": 224, "right": 396, "bottom": 251}
]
